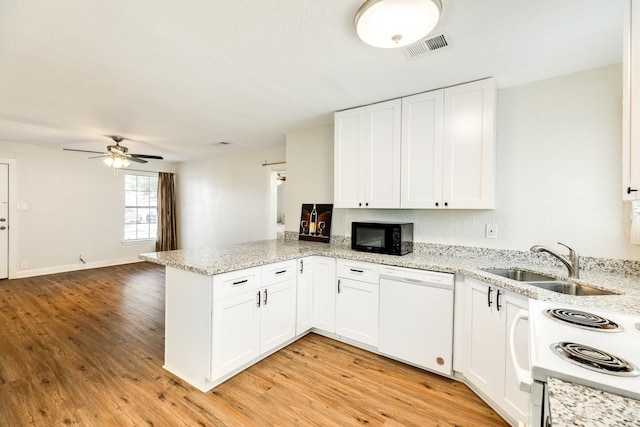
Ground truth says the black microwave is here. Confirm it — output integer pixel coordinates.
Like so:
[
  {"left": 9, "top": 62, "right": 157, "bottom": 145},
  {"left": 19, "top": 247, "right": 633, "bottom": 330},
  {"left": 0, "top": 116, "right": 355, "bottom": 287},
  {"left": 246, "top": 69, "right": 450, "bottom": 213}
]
[{"left": 351, "top": 222, "right": 414, "bottom": 256}]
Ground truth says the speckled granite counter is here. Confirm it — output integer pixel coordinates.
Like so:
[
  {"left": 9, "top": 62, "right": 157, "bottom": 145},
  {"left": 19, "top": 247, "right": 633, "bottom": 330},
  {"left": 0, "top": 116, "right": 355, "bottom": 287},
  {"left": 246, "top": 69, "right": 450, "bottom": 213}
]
[
  {"left": 548, "top": 377, "right": 640, "bottom": 426},
  {"left": 140, "top": 239, "right": 640, "bottom": 425},
  {"left": 139, "top": 238, "right": 640, "bottom": 315}
]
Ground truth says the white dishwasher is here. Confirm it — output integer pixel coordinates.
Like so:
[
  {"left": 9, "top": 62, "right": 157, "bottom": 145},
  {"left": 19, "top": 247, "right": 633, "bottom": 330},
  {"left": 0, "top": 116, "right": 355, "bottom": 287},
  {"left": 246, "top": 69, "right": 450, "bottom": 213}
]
[{"left": 379, "top": 265, "right": 454, "bottom": 376}]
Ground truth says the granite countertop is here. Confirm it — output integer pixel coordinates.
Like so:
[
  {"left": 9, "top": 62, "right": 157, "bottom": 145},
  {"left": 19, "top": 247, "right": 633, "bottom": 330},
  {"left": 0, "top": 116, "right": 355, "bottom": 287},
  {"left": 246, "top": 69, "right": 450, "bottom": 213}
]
[
  {"left": 139, "top": 238, "right": 640, "bottom": 425},
  {"left": 548, "top": 377, "right": 640, "bottom": 426}
]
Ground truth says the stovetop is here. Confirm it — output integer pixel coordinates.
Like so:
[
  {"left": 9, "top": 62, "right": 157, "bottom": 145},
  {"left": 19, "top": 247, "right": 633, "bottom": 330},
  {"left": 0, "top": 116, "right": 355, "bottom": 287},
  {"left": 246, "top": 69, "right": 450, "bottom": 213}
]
[{"left": 529, "top": 300, "right": 640, "bottom": 400}]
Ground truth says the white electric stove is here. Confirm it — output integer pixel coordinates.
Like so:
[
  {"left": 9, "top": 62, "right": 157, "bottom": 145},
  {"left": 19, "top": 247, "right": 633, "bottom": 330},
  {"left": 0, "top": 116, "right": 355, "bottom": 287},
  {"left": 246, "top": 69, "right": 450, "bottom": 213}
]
[{"left": 518, "top": 300, "right": 640, "bottom": 426}]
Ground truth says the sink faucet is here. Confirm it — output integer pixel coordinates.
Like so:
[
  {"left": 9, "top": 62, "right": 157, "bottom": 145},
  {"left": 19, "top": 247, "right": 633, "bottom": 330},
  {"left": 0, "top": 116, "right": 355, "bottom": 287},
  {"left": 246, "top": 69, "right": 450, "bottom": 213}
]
[{"left": 530, "top": 242, "right": 580, "bottom": 279}]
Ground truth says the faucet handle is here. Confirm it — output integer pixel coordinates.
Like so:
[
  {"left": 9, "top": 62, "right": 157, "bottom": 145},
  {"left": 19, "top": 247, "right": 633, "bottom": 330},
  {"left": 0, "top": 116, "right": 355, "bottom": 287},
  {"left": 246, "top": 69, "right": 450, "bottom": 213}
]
[{"left": 557, "top": 242, "right": 579, "bottom": 263}]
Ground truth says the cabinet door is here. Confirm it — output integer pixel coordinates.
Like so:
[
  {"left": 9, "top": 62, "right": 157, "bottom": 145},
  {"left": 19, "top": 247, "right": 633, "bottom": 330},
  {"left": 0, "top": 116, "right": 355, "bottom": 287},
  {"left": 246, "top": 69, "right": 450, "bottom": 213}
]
[
  {"left": 296, "top": 257, "right": 314, "bottom": 335},
  {"left": 313, "top": 257, "right": 337, "bottom": 333},
  {"left": 364, "top": 99, "right": 402, "bottom": 208},
  {"left": 334, "top": 107, "right": 365, "bottom": 208},
  {"left": 401, "top": 90, "right": 445, "bottom": 208},
  {"left": 336, "top": 278, "right": 379, "bottom": 347},
  {"left": 211, "top": 289, "right": 261, "bottom": 380},
  {"left": 624, "top": 0, "right": 640, "bottom": 199},
  {"left": 466, "top": 278, "right": 504, "bottom": 400},
  {"left": 501, "top": 292, "right": 531, "bottom": 424},
  {"left": 443, "top": 78, "right": 496, "bottom": 209},
  {"left": 260, "top": 278, "right": 297, "bottom": 354}
]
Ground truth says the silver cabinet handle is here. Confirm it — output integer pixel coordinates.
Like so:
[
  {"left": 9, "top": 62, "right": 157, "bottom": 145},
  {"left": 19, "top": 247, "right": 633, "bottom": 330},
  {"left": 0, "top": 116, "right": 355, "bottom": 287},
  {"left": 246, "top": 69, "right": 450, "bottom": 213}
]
[
  {"left": 256, "top": 291, "right": 261, "bottom": 307},
  {"left": 300, "top": 259, "right": 304, "bottom": 274},
  {"left": 337, "top": 279, "right": 341, "bottom": 294},
  {"left": 0, "top": 218, "right": 5, "bottom": 222},
  {"left": 0, "top": 226, "right": 6, "bottom": 230},
  {"left": 263, "top": 289, "right": 268, "bottom": 306}
]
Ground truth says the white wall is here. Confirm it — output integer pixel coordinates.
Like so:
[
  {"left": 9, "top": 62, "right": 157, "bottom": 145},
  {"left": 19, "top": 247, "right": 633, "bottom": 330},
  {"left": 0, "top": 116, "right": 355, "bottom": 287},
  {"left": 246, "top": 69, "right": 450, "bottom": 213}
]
[
  {"left": 176, "top": 147, "right": 285, "bottom": 249},
  {"left": 285, "top": 64, "right": 640, "bottom": 260},
  {"left": 285, "top": 125, "right": 334, "bottom": 235},
  {"left": 0, "top": 140, "right": 176, "bottom": 278}
]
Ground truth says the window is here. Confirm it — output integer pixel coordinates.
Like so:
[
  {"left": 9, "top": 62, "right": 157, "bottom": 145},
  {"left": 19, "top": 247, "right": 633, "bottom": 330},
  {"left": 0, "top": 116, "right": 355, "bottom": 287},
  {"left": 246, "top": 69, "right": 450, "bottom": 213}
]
[{"left": 124, "top": 174, "right": 158, "bottom": 241}]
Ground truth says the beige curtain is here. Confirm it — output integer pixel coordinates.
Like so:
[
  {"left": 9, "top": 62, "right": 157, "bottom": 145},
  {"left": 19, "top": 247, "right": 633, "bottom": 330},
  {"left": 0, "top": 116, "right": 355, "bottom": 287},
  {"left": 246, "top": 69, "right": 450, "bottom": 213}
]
[{"left": 156, "top": 172, "right": 177, "bottom": 251}]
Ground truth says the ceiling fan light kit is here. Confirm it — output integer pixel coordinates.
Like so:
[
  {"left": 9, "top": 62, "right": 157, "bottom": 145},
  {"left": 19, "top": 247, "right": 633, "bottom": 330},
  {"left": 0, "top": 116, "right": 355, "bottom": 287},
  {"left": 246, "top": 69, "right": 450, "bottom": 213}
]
[
  {"left": 63, "top": 135, "right": 163, "bottom": 170},
  {"left": 355, "top": 0, "right": 442, "bottom": 48}
]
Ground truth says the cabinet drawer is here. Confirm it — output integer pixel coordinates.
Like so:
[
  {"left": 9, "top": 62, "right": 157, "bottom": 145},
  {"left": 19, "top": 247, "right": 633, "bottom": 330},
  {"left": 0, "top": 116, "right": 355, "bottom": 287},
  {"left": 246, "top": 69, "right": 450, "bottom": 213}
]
[
  {"left": 262, "top": 259, "right": 297, "bottom": 286},
  {"left": 337, "top": 260, "right": 380, "bottom": 284},
  {"left": 213, "top": 266, "right": 262, "bottom": 300}
]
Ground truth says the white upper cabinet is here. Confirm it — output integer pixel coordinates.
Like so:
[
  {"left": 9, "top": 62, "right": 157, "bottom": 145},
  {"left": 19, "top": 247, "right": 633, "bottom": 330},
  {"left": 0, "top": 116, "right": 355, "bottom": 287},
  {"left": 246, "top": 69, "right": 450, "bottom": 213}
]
[
  {"left": 624, "top": 0, "right": 640, "bottom": 200},
  {"left": 401, "top": 90, "right": 445, "bottom": 208},
  {"left": 442, "top": 79, "right": 496, "bottom": 209},
  {"left": 334, "top": 99, "right": 402, "bottom": 208},
  {"left": 401, "top": 79, "right": 496, "bottom": 209},
  {"left": 337, "top": 79, "right": 496, "bottom": 210}
]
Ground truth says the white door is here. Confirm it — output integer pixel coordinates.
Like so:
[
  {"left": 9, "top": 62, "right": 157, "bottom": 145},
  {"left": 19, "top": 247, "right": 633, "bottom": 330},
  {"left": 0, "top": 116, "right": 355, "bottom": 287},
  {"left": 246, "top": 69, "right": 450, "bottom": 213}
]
[
  {"left": 401, "top": 90, "right": 445, "bottom": 208},
  {"left": 443, "top": 79, "right": 496, "bottom": 209},
  {"left": 364, "top": 99, "right": 402, "bottom": 208},
  {"left": 211, "top": 289, "right": 261, "bottom": 380},
  {"left": 336, "top": 278, "right": 379, "bottom": 347},
  {"left": 334, "top": 107, "right": 365, "bottom": 208},
  {"left": 0, "top": 164, "right": 8, "bottom": 279},
  {"left": 260, "top": 278, "right": 297, "bottom": 354},
  {"left": 296, "top": 257, "right": 315, "bottom": 335}
]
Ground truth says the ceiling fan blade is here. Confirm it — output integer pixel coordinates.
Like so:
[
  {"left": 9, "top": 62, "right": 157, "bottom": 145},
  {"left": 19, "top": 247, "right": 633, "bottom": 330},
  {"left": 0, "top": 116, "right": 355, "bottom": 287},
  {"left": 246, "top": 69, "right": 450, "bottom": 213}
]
[
  {"left": 88, "top": 154, "right": 110, "bottom": 159},
  {"left": 64, "top": 148, "right": 108, "bottom": 155},
  {"left": 129, "top": 154, "right": 164, "bottom": 160},
  {"left": 128, "top": 156, "right": 148, "bottom": 164}
]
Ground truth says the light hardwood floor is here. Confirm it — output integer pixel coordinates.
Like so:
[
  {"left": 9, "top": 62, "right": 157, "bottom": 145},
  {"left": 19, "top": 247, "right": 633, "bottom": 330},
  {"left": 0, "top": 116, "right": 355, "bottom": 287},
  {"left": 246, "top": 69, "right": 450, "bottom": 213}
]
[{"left": 0, "top": 262, "right": 508, "bottom": 426}]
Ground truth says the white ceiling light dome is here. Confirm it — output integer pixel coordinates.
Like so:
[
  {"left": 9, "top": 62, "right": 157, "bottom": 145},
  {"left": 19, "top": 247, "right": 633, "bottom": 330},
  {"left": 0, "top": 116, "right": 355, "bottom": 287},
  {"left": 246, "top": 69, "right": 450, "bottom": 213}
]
[{"left": 355, "top": 0, "right": 442, "bottom": 49}]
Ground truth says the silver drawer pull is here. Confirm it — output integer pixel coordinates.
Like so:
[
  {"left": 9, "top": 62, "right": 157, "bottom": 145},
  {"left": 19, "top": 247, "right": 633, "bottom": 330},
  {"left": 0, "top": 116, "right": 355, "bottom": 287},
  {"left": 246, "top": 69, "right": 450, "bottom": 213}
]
[
  {"left": 350, "top": 268, "right": 364, "bottom": 273},
  {"left": 233, "top": 279, "right": 248, "bottom": 286},
  {"left": 275, "top": 270, "right": 287, "bottom": 275}
]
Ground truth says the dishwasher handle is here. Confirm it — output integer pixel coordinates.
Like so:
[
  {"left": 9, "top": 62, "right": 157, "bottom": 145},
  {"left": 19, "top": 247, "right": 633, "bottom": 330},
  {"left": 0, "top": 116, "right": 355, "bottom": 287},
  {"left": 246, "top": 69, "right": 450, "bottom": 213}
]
[
  {"left": 509, "top": 309, "right": 532, "bottom": 393},
  {"left": 379, "top": 275, "right": 453, "bottom": 290}
]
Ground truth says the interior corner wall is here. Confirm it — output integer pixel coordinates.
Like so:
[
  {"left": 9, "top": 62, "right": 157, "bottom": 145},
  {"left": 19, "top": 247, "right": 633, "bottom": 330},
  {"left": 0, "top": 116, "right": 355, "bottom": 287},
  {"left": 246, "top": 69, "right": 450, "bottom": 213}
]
[
  {"left": 284, "top": 64, "right": 640, "bottom": 261},
  {"left": 175, "top": 147, "right": 286, "bottom": 249},
  {"left": 0, "top": 140, "right": 176, "bottom": 278},
  {"left": 284, "top": 125, "right": 334, "bottom": 236}
]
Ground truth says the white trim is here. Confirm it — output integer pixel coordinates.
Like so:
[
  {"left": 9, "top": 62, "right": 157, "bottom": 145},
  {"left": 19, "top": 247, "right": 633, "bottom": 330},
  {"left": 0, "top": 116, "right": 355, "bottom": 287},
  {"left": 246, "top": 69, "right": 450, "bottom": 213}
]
[
  {"left": 14, "top": 256, "right": 144, "bottom": 279},
  {"left": 122, "top": 238, "right": 156, "bottom": 245},
  {"left": 0, "top": 158, "right": 17, "bottom": 279}
]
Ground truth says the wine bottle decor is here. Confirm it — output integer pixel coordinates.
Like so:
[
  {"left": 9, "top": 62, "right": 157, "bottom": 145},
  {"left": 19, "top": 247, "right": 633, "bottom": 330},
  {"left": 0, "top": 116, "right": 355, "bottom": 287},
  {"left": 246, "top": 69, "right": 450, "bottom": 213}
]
[{"left": 299, "top": 203, "right": 333, "bottom": 243}]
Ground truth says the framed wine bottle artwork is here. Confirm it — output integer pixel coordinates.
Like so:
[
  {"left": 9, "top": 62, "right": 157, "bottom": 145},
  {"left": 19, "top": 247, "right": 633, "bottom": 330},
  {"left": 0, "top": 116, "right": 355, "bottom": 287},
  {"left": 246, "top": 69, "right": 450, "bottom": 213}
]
[{"left": 299, "top": 203, "right": 333, "bottom": 243}]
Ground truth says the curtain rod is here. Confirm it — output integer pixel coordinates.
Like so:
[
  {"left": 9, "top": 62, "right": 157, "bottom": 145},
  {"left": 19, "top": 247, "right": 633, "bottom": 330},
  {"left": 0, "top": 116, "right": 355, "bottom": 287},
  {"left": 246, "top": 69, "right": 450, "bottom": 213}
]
[{"left": 262, "top": 160, "right": 286, "bottom": 166}]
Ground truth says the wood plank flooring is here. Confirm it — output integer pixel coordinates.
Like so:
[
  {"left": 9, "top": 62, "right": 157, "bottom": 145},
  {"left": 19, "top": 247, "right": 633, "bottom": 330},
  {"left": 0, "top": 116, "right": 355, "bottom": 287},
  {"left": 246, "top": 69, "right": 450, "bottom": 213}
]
[{"left": 0, "top": 262, "right": 508, "bottom": 426}]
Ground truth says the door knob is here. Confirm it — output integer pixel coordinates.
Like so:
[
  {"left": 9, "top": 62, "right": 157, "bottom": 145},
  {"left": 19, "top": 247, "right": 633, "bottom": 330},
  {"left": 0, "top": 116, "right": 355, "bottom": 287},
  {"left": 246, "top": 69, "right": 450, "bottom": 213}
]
[
  {"left": 0, "top": 226, "right": 6, "bottom": 230},
  {"left": 0, "top": 218, "right": 5, "bottom": 222}
]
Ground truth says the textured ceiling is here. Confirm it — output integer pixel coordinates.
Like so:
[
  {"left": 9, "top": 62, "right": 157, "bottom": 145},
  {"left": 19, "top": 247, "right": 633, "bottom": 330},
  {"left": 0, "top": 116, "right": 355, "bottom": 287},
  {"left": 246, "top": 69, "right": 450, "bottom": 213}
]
[{"left": 0, "top": 0, "right": 623, "bottom": 161}]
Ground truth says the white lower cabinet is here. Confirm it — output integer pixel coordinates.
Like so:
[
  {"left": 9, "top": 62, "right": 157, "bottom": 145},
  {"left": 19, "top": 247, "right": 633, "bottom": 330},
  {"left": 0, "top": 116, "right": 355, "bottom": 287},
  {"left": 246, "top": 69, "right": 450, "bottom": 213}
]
[
  {"left": 296, "top": 257, "right": 314, "bottom": 335},
  {"left": 313, "top": 256, "right": 337, "bottom": 333},
  {"left": 335, "top": 260, "right": 379, "bottom": 347},
  {"left": 464, "top": 277, "right": 530, "bottom": 426},
  {"left": 212, "top": 260, "right": 297, "bottom": 383}
]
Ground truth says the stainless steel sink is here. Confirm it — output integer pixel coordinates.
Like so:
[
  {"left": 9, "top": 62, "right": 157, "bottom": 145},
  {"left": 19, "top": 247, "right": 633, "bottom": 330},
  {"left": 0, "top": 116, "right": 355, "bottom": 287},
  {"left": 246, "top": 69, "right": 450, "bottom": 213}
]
[
  {"left": 482, "top": 268, "right": 556, "bottom": 282},
  {"left": 528, "top": 281, "right": 617, "bottom": 296},
  {"left": 481, "top": 268, "right": 618, "bottom": 296}
]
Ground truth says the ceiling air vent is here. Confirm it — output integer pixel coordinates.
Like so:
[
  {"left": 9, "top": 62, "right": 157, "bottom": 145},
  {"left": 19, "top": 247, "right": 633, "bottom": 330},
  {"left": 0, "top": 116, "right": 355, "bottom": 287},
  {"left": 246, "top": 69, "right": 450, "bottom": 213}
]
[{"left": 401, "top": 34, "right": 449, "bottom": 60}]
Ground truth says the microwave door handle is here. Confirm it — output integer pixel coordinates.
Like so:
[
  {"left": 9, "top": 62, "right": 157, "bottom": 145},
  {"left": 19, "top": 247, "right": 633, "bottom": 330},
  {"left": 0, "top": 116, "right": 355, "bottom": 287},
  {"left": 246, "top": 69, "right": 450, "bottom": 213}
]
[{"left": 509, "top": 309, "right": 532, "bottom": 393}]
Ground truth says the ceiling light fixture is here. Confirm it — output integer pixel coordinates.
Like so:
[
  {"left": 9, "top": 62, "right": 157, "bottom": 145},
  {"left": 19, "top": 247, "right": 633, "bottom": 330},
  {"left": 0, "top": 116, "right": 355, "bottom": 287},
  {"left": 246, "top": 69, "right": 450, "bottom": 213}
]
[
  {"left": 103, "top": 154, "right": 130, "bottom": 169},
  {"left": 355, "top": 0, "right": 442, "bottom": 49}
]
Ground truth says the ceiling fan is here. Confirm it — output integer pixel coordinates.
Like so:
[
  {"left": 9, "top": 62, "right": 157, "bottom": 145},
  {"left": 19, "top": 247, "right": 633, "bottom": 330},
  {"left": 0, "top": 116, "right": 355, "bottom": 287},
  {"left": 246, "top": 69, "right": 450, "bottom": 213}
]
[{"left": 64, "top": 135, "right": 164, "bottom": 168}]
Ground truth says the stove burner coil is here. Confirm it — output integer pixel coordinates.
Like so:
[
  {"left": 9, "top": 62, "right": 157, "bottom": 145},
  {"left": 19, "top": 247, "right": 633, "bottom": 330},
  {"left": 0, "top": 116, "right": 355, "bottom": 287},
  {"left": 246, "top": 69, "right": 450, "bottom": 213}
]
[
  {"left": 544, "top": 308, "right": 623, "bottom": 332},
  {"left": 551, "top": 342, "right": 640, "bottom": 377}
]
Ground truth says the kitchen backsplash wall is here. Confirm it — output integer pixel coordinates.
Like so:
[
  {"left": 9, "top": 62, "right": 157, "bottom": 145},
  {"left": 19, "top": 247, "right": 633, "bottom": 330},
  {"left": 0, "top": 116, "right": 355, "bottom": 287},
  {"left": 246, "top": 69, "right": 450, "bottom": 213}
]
[{"left": 285, "top": 64, "right": 640, "bottom": 261}]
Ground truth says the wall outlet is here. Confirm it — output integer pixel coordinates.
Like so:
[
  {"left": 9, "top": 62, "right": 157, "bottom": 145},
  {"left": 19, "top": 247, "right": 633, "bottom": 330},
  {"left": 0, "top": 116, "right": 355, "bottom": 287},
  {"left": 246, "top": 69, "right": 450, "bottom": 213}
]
[
  {"left": 16, "top": 202, "right": 28, "bottom": 211},
  {"left": 20, "top": 261, "right": 28, "bottom": 269},
  {"left": 486, "top": 224, "right": 497, "bottom": 239}
]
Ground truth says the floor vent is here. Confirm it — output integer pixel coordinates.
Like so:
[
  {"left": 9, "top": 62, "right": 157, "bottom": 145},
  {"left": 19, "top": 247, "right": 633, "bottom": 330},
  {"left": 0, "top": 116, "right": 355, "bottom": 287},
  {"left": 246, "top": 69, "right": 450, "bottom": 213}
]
[{"left": 402, "top": 34, "right": 449, "bottom": 60}]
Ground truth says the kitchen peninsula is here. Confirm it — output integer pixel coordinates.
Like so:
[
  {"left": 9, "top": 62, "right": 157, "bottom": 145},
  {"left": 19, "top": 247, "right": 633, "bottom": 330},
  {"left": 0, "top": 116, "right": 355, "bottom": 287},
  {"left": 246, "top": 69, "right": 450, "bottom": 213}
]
[{"left": 140, "top": 239, "right": 640, "bottom": 426}]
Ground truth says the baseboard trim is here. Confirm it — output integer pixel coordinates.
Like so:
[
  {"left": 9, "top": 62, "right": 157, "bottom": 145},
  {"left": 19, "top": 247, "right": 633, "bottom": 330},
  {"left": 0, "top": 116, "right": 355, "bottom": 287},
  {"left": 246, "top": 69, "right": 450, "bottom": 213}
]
[{"left": 14, "top": 257, "right": 144, "bottom": 279}]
